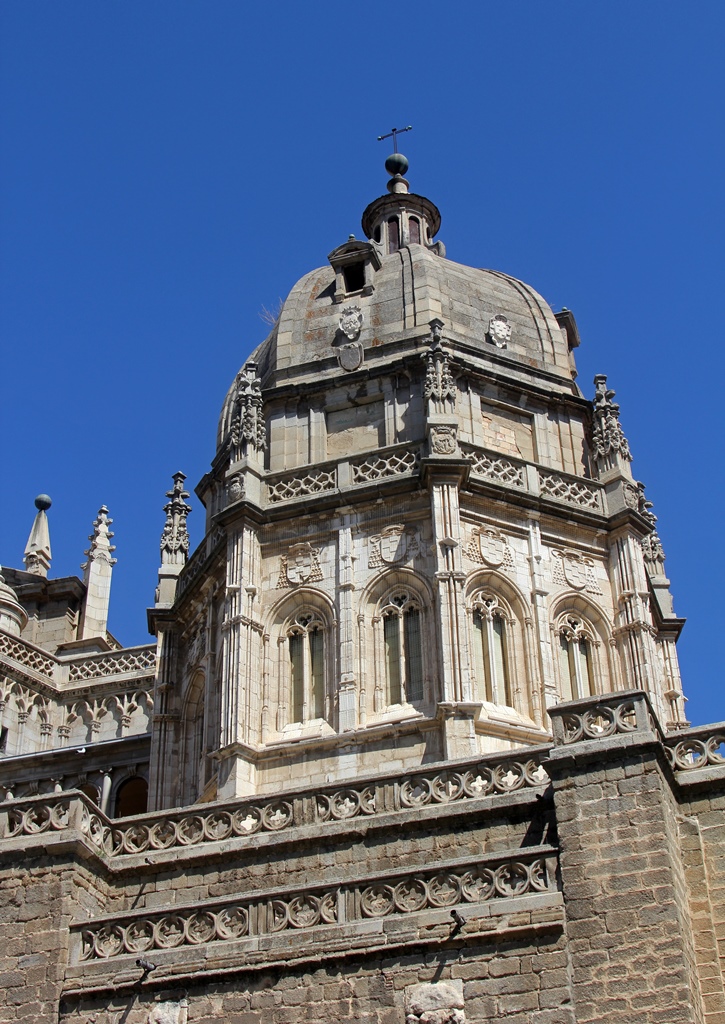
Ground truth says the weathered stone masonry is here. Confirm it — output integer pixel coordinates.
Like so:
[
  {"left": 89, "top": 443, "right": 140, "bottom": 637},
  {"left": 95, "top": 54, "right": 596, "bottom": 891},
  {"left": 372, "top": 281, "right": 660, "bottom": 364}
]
[{"left": 0, "top": 691, "right": 722, "bottom": 1023}]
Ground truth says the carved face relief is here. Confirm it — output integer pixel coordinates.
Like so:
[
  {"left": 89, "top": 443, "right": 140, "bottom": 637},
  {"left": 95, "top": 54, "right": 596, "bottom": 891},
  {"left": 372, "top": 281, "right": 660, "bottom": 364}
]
[
  {"left": 339, "top": 305, "right": 363, "bottom": 340},
  {"left": 488, "top": 314, "right": 512, "bottom": 349}
]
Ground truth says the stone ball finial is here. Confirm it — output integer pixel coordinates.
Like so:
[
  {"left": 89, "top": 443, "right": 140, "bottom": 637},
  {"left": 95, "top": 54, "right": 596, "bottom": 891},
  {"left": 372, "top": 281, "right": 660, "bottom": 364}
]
[
  {"left": 385, "top": 152, "right": 409, "bottom": 177},
  {"left": 35, "top": 494, "right": 52, "bottom": 511}
]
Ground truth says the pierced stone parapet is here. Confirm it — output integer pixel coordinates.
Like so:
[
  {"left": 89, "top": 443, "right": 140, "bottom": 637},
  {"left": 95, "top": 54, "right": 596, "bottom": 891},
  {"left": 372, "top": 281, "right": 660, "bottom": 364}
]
[
  {"left": 461, "top": 445, "right": 525, "bottom": 489},
  {"left": 66, "top": 646, "right": 156, "bottom": 681},
  {"left": 267, "top": 466, "right": 337, "bottom": 503},
  {"left": 73, "top": 845, "right": 557, "bottom": 962},
  {"left": 0, "top": 632, "right": 57, "bottom": 677},
  {"left": 665, "top": 726, "right": 725, "bottom": 772},
  {"left": 548, "top": 690, "right": 660, "bottom": 747},
  {"left": 351, "top": 445, "right": 420, "bottom": 484},
  {"left": 538, "top": 469, "right": 603, "bottom": 511}
]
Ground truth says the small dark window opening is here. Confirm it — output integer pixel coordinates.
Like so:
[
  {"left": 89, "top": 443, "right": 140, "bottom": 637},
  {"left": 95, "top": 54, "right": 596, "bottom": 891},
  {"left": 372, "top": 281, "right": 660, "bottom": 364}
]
[
  {"left": 0, "top": 727, "right": 6, "bottom": 753},
  {"left": 114, "top": 776, "right": 148, "bottom": 818},
  {"left": 343, "top": 262, "right": 365, "bottom": 293},
  {"left": 388, "top": 217, "right": 400, "bottom": 254},
  {"left": 374, "top": 225, "right": 381, "bottom": 243},
  {"left": 409, "top": 217, "right": 421, "bottom": 245}
]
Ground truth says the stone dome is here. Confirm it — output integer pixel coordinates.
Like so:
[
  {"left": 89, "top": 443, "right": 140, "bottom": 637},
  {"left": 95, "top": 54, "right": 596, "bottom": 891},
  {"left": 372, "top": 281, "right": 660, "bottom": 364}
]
[{"left": 217, "top": 175, "right": 578, "bottom": 450}]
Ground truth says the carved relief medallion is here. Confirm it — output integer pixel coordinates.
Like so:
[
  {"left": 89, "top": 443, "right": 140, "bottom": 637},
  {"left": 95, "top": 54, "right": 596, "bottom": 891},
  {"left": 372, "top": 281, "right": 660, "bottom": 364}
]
[
  {"left": 337, "top": 341, "right": 364, "bottom": 372},
  {"left": 552, "top": 549, "right": 602, "bottom": 594},
  {"left": 430, "top": 425, "right": 458, "bottom": 455},
  {"left": 369, "top": 524, "right": 422, "bottom": 569},
  {"left": 488, "top": 314, "right": 512, "bottom": 349},
  {"left": 466, "top": 526, "right": 515, "bottom": 570},
  {"left": 339, "top": 305, "right": 363, "bottom": 340},
  {"left": 276, "top": 543, "right": 323, "bottom": 588}
]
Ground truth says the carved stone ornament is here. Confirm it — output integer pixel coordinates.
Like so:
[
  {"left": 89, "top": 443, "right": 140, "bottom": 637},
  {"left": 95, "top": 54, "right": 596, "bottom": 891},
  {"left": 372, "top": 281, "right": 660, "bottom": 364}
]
[
  {"left": 591, "top": 375, "right": 632, "bottom": 463},
  {"left": 337, "top": 341, "right": 364, "bottom": 372},
  {"left": 339, "top": 304, "right": 363, "bottom": 340},
  {"left": 369, "top": 524, "right": 422, "bottom": 569},
  {"left": 226, "top": 473, "right": 244, "bottom": 504},
  {"left": 405, "top": 981, "right": 466, "bottom": 1024},
  {"left": 466, "top": 526, "right": 514, "bottom": 571},
  {"left": 488, "top": 314, "right": 512, "bottom": 349},
  {"left": 552, "top": 549, "right": 602, "bottom": 594},
  {"left": 160, "top": 473, "right": 191, "bottom": 566},
  {"left": 430, "top": 425, "right": 458, "bottom": 455},
  {"left": 276, "top": 543, "right": 323, "bottom": 588},
  {"left": 230, "top": 362, "right": 266, "bottom": 456}
]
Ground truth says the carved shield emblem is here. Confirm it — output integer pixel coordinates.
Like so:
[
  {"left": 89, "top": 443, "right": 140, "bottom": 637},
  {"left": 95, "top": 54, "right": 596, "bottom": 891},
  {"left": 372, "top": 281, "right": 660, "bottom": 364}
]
[
  {"left": 339, "top": 305, "right": 363, "bottom": 340},
  {"left": 489, "top": 314, "right": 512, "bottom": 349},
  {"left": 380, "top": 526, "right": 408, "bottom": 564},
  {"left": 337, "top": 341, "right": 364, "bottom": 372},
  {"left": 478, "top": 528, "right": 506, "bottom": 568},
  {"left": 277, "top": 543, "right": 323, "bottom": 587},
  {"left": 562, "top": 553, "right": 588, "bottom": 590}
]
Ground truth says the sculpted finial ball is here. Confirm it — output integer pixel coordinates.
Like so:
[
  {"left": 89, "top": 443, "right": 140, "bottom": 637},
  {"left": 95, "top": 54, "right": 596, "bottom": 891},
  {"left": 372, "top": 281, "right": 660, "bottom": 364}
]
[
  {"left": 34, "top": 494, "right": 52, "bottom": 511},
  {"left": 385, "top": 152, "right": 409, "bottom": 177}
]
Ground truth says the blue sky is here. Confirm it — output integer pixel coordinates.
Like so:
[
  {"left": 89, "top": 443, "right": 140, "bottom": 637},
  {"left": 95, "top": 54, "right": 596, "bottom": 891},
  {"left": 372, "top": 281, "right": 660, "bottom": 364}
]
[{"left": 1, "top": 2, "right": 722, "bottom": 726}]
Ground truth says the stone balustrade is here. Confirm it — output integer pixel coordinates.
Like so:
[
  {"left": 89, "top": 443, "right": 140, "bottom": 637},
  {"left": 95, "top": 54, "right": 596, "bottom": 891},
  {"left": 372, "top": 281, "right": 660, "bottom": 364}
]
[
  {"left": 547, "top": 689, "right": 660, "bottom": 746},
  {"left": 665, "top": 723, "right": 725, "bottom": 772},
  {"left": 0, "top": 630, "right": 156, "bottom": 688},
  {"left": 262, "top": 441, "right": 606, "bottom": 513},
  {"left": 73, "top": 844, "right": 558, "bottom": 963}
]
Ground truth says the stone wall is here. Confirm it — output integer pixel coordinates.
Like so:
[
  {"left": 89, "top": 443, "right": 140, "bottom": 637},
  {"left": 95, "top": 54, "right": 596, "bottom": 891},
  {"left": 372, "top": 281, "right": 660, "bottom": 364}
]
[{"left": 0, "top": 691, "right": 722, "bottom": 1023}]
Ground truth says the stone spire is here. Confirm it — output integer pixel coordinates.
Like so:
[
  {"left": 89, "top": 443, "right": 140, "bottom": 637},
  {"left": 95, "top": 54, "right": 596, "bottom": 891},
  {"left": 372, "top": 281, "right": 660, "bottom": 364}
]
[
  {"left": 23, "top": 495, "right": 52, "bottom": 577},
  {"left": 591, "top": 375, "right": 633, "bottom": 472},
  {"left": 79, "top": 506, "right": 117, "bottom": 639},
  {"left": 156, "top": 473, "right": 191, "bottom": 607}
]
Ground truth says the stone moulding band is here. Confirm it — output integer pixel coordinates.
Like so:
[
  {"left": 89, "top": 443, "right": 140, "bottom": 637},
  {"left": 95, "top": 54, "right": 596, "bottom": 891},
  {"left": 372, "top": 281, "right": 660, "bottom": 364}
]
[{"left": 74, "top": 846, "right": 557, "bottom": 962}]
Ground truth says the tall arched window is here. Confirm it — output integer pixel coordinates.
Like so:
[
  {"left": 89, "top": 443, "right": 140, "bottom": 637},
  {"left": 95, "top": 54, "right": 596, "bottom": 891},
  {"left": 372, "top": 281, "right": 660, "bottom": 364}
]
[
  {"left": 409, "top": 217, "right": 421, "bottom": 244},
  {"left": 557, "top": 616, "right": 595, "bottom": 701},
  {"left": 381, "top": 592, "right": 423, "bottom": 704},
  {"left": 387, "top": 217, "right": 400, "bottom": 254},
  {"left": 288, "top": 612, "right": 326, "bottom": 723},
  {"left": 472, "top": 595, "right": 512, "bottom": 706}
]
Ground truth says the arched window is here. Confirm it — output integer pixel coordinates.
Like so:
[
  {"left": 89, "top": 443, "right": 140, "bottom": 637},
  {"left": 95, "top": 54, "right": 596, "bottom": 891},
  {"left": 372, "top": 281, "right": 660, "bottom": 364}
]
[
  {"left": 471, "top": 594, "right": 512, "bottom": 706},
  {"left": 114, "top": 776, "right": 148, "bottom": 818},
  {"left": 409, "top": 217, "right": 421, "bottom": 245},
  {"left": 387, "top": 217, "right": 400, "bottom": 254},
  {"left": 557, "top": 616, "right": 595, "bottom": 701},
  {"left": 381, "top": 592, "right": 423, "bottom": 704},
  {"left": 288, "top": 612, "right": 326, "bottom": 723}
]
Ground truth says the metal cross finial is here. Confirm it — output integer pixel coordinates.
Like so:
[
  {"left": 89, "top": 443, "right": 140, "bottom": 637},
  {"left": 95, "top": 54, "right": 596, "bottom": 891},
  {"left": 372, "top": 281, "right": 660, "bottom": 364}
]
[{"left": 377, "top": 126, "right": 412, "bottom": 153}]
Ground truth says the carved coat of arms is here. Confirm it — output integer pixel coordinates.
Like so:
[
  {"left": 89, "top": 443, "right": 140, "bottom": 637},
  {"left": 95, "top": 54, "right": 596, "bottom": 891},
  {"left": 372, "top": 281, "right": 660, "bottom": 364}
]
[
  {"left": 488, "top": 314, "right": 512, "bottom": 349},
  {"left": 466, "top": 526, "right": 515, "bottom": 570},
  {"left": 337, "top": 342, "right": 364, "bottom": 372},
  {"left": 276, "top": 543, "right": 323, "bottom": 588},
  {"left": 369, "top": 525, "right": 422, "bottom": 568},
  {"left": 430, "top": 425, "right": 458, "bottom": 455},
  {"left": 339, "top": 305, "right": 363, "bottom": 340},
  {"left": 552, "top": 550, "right": 601, "bottom": 594}
]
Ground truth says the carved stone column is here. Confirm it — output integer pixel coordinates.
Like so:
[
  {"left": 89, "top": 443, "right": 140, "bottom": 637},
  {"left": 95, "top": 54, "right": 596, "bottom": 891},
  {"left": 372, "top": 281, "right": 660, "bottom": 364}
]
[
  {"left": 217, "top": 522, "right": 262, "bottom": 799},
  {"left": 336, "top": 508, "right": 357, "bottom": 732}
]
